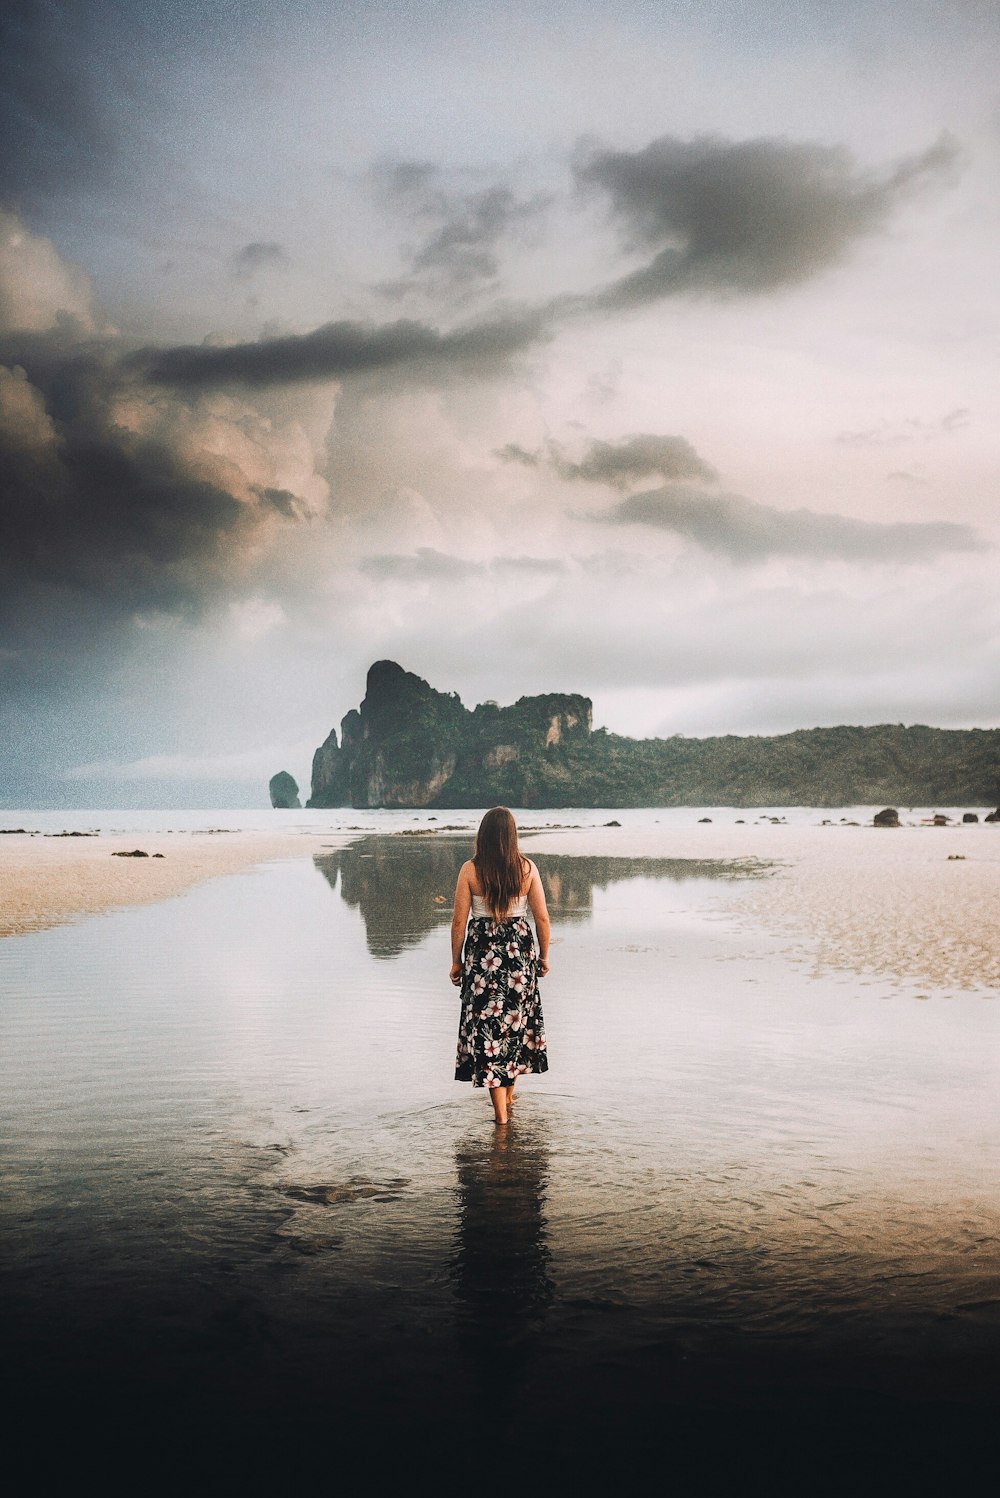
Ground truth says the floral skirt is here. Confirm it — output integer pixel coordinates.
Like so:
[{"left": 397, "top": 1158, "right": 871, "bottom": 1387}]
[{"left": 455, "top": 915, "right": 548, "bottom": 1089}]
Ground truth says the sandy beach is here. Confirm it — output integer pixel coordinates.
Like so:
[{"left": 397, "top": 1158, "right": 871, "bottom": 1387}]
[
  {"left": 0, "top": 827, "right": 347, "bottom": 939},
  {"left": 525, "top": 820, "right": 1000, "bottom": 994},
  {"left": 2, "top": 816, "right": 997, "bottom": 992}
]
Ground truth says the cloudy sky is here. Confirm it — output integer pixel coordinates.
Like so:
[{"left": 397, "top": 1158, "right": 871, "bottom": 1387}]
[{"left": 1, "top": 0, "right": 998, "bottom": 807}]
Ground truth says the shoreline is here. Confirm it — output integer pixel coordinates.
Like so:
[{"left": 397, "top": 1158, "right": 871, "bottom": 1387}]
[
  {"left": 2, "top": 818, "right": 997, "bottom": 993},
  {"left": 0, "top": 829, "right": 349, "bottom": 940}
]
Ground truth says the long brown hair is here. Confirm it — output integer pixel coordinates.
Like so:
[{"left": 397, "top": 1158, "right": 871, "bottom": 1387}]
[{"left": 473, "top": 807, "right": 530, "bottom": 920}]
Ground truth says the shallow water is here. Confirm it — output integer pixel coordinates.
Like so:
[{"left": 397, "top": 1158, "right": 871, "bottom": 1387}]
[{"left": 3, "top": 835, "right": 1000, "bottom": 1484}]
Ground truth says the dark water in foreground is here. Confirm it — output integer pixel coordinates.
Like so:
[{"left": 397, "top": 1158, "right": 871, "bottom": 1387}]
[{"left": 3, "top": 837, "right": 1000, "bottom": 1490}]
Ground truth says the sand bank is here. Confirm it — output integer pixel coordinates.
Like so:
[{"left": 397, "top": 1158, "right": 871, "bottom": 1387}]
[
  {"left": 0, "top": 828, "right": 348, "bottom": 939},
  {"left": 525, "top": 821, "right": 1000, "bottom": 993}
]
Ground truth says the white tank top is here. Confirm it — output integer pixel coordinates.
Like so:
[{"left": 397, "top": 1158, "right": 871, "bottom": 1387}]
[{"left": 471, "top": 893, "right": 528, "bottom": 920}]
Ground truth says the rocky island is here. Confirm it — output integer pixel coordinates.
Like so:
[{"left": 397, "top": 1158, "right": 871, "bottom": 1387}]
[
  {"left": 269, "top": 771, "right": 301, "bottom": 809},
  {"left": 309, "top": 660, "right": 592, "bottom": 808},
  {"left": 295, "top": 661, "right": 1000, "bottom": 810}
]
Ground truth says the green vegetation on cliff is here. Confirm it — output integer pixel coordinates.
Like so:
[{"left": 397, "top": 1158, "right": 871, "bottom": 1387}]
[{"left": 303, "top": 661, "right": 1000, "bottom": 809}]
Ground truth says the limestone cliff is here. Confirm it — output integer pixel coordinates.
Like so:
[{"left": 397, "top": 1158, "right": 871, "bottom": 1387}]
[{"left": 308, "top": 660, "right": 592, "bottom": 808}]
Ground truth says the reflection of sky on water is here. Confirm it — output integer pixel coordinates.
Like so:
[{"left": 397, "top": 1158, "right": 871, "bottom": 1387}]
[
  {"left": 313, "top": 834, "right": 767, "bottom": 956},
  {"left": 3, "top": 840, "right": 1000, "bottom": 1477}
]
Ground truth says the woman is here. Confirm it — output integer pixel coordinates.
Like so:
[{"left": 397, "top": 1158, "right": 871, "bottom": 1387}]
[{"left": 452, "top": 807, "right": 551, "bottom": 1125}]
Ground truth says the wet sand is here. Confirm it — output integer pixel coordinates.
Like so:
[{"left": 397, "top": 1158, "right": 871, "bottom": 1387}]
[{"left": 525, "top": 821, "right": 1000, "bottom": 993}]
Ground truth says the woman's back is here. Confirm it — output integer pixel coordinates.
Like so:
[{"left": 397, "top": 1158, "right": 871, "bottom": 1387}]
[
  {"left": 467, "top": 854, "right": 533, "bottom": 921},
  {"left": 470, "top": 890, "right": 528, "bottom": 920}
]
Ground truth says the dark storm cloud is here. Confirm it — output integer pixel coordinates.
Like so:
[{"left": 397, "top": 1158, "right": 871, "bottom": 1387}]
[
  {"left": 0, "top": 330, "right": 301, "bottom": 621},
  {"left": 251, "top": 485, "right": 309, "bottom": 518},
  {"left": 576, "top": 132, "right": 961, "bottom": 306},
  {"left": 496, "top": 432, "right": 716, "bottom": 486},
  {"left": 552, "top": 433, "right": 717, "bottom": 487},
  {"left": 494, "top": 442, "right": 541, "bottom": 466},
  {"left": 381, "top": 160, "right": 438, "bottom": 198},
  {"left": 411, "top": 185, "right": 547, "bottom": 285},
  {"left": 0, "top": 0, "right": 122, "bottom": 210},
  {"left": 231, "top": 241, "right": 290, "bottom": 280},
  {"left": 374, "top": 160, "right": 549, "bottom": 295},
  {"left": 135, "top": 311, "right": 549, "bottom": 389},
  {"left": 601, "top": 485, "right": 986, "bottom": 563}
]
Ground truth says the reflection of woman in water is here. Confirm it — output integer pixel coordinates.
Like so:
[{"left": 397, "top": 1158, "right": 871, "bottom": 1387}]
[
  {"left": 452, "top": 807, "right": 551, "bottom": 1125},
  {"left": 453, "top": 1120, "right": 553, "bottom": 1373}
]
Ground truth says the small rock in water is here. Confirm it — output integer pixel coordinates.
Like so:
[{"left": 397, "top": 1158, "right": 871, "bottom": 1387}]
[
  {"left": 112, "top": 849, "right": 149, "bottom": 858},
  {"left": 283, "top": 1176, "right": 410, "bottom": 1207},
  {"left": 873, "top": 808, "right": 900, "bottom": 828},
  {"left": 962, "top": 813, "right": 979, "bottom": 823},
  {"left": 698, "top": 817, "right": 712, "bottom": 823},
  {"left": 268, "top": 770, "right": 301, "bottom": 809},
  {"left": 947, "top": 854, "right": 966, "bottom": 861},
  {"left": 604, "top": 820, "right": 621, "bottom": 827}
]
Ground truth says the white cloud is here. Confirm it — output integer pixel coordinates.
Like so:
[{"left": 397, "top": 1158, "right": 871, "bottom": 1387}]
[{"left": 0, "top": 210, "right": 102, "bottom": 334}]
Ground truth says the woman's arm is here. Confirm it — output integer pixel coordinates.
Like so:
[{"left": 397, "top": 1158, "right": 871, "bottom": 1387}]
[
  {"left": 526, "top": 860, "right": 551, "bottom": 977},
  {"left": 450, "top": 861, "right": 473, "bottom": 986}
]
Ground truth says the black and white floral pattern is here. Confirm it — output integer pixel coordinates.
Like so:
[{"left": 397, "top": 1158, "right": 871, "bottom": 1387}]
[{"left": 455, "top": 914, "right": 548, "bottom": 1088}]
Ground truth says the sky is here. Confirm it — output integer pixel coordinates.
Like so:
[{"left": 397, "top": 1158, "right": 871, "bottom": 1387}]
[{"left": 1, "top": 0, "right": 998, "bottom": 807}]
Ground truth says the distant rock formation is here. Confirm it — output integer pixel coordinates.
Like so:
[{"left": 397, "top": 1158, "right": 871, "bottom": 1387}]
[
  {"left": 269, "top": 771, "right": 301, "bottom": 809},
  {"left": 873, "top": 808, "right": 900, "bottom": 827},
  {"left": 986, "top": 807, "right": 1000, "bottom": 823},
  {"left": 302, "top": 661, "right": 1000, "bottom": 810},
  {"left": 309, "top": 660, "right": 592, "bottom": 809}
]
